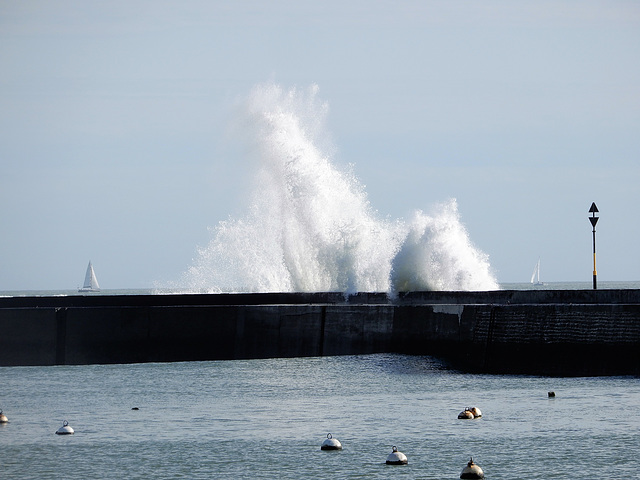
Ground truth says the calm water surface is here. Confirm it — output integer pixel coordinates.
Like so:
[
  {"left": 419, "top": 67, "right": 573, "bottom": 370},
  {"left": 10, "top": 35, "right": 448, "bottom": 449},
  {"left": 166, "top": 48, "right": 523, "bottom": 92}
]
[
  {"left": 1, "top": 280, "right": 639, "bottom": 297},
  {"left": 1, "top": 354, "right": 638, "bottom": 479}
]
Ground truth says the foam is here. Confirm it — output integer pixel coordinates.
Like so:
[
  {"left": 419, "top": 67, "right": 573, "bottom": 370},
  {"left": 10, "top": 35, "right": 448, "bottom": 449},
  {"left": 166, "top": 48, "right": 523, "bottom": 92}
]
[{"left": 181, "top": 83, "right": 498, "bottom": 293}]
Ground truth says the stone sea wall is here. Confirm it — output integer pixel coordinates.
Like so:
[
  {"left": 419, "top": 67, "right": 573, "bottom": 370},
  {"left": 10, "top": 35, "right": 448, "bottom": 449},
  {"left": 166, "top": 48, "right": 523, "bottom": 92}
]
[{"left": 0, "top": 290, "right": 638, "bottom": 375}]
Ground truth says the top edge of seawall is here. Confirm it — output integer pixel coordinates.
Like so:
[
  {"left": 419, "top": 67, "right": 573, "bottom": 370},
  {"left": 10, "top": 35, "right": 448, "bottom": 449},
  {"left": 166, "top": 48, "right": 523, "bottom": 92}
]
[{"left": 1, "top": 289, "right": 639, "bottom": 308}]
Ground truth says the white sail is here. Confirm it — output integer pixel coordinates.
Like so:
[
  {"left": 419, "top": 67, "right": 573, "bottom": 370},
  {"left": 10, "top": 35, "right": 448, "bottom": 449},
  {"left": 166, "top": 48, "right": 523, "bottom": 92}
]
[
  {"left": 530, "top": 258, "right": 542, "bottom": 285},
  {"left": 79, "top": 261, "right": 100, "bottom": 292}
]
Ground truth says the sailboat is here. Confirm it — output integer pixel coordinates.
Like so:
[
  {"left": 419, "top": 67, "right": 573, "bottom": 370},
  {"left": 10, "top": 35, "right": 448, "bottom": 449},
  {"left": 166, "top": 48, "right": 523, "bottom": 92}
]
[
  {"left": 78, "top": 261, "right": 101, "bottom": 292},
  {"left": 530, "top": 258, "right": 543, "bottom": 286}
]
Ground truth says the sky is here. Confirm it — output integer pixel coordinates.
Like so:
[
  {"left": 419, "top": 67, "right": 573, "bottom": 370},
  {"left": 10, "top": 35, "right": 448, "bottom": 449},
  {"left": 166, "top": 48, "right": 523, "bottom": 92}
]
[{"left": 1, "top": 0, "right": 639, "bottom": 290}]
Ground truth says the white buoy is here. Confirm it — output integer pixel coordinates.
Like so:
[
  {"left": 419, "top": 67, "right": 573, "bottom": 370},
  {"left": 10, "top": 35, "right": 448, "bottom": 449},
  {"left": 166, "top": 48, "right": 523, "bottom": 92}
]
[
  {"left": 460, "top": 457, "right": 484, "bottom": 479},
  {"left": 320, "top": 433, "right": 343, "bottom": 450},
  {"left": 0, "top": 410, "right": 8, "bottom": 423},
  {"left": 386, "top": 446, "right": 408, "bottom": 465},
  {"left": 56, "top": 420, "right": 74, "bottom": 435}
]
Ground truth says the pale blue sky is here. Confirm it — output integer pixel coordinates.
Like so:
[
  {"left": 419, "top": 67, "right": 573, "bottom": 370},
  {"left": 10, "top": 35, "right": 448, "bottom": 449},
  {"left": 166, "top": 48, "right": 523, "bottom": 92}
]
[{"left": 1, "top": 0, "right": 639, "bottom": 290}]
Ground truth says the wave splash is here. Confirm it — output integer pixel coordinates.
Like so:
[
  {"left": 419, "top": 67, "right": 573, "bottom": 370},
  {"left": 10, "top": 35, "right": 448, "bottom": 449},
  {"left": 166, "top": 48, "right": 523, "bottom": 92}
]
[{"left": 182, "top": 84, "right": 498, "bottom": 293}]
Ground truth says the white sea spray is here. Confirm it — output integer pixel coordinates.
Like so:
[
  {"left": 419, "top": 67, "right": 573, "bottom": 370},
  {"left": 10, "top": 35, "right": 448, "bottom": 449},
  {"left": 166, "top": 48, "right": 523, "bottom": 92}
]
[{"left": 182, "top": 83, "right": 498, "bottom": 293}]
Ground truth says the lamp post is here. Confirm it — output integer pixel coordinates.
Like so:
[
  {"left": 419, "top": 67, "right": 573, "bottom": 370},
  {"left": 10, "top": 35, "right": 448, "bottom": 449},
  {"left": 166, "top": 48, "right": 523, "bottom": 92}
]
[{"left": 589, "top": 202, "right": 599, "bottom": 290}]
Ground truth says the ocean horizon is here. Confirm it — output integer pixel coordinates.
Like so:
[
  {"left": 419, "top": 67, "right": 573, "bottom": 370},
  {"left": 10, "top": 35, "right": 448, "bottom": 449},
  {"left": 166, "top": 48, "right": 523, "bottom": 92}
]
[{"left": 1, "top": 280, "right": 639, "bottom": 298}]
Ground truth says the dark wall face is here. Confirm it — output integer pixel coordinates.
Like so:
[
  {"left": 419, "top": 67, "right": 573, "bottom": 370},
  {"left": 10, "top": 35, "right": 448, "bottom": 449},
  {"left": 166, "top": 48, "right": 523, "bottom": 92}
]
[{"left": 1, "top": 291, "right": 639, "bottom": 375}]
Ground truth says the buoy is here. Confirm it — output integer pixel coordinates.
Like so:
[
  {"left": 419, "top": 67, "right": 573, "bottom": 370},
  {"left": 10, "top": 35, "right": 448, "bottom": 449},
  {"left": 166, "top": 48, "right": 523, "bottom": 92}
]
[
  {"left": 0, "top": 410, "right": 8, "bottom": 423},
  {"left": 55, "top": 420, "right": 74, "bottom": 435},
  {"left": 460, "top": 457, "right": 484, "bottom": 479},
  {"left": 386, "top": 446, "right": 408, "bottom": 465},
  {"left": 458, "top": 407, "right": 482, "bottom": 419},
  {"left": 320, "top": 433, "right": 342, "bottom": 450},
  {"left": 458, "top": 409, "right": 474, "bottom": 419},
  {"left": 458, "top": 407, "right": 481, "bottom": 419},
  {"left": 548, "top": 391, "right": 555, "bottom": 397}
]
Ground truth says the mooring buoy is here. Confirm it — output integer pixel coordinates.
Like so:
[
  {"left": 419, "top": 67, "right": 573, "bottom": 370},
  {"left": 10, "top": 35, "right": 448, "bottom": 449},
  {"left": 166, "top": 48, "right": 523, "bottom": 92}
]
[
  {"left": 320, "top": 433, "right": 343, "bottom": 450},
  {"left": 458, "top": 409, "right": 475, "bottom": 419},
  {"left": 0, "top": 410, "right": 8, "bottom": 423},
  {"left": 460, "top": 457, "right": 484, "bottom": 479},
  {"left": 55, "top": 420, "right": 74, "bottom": 435},
  {"left": 386, "top": 446, "right": 408, "bottom": 465},
  {"left": 458, "top": 407, "right": 481, "bottom": 419}
]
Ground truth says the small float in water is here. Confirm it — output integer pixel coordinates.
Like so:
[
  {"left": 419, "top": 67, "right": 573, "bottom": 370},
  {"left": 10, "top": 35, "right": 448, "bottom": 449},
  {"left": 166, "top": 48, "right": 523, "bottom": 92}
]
[
  {"left": 460, "top": 457, "right": 485, "bottom": 479},
  {"left": 55, "top": 420, "right": 74, "bottom": 435},
  {"left": 320, "top": 433, "right": 343, "bottom": 450},
  {"left": 458, "top": 407, "right": 482, "bottom": 419},
  {"left": 386, "top": 446, "right": 408, "bottom": 465}
]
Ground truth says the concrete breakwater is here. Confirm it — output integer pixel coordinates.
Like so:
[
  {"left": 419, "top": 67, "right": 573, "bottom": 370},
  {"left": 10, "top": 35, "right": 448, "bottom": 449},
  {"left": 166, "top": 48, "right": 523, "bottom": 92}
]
[{"left": 1, "top": 290, "right": 639, "bottom": 375}]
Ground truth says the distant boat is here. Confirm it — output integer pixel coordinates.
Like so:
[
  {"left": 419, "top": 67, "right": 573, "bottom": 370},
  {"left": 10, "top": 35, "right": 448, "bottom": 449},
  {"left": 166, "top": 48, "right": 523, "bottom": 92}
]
[
  {"left": 78, "top": 261, "right": 101, "bottom": 292},
  {"left": 530, "top": 258, "right": 543, "bottom": 286}
]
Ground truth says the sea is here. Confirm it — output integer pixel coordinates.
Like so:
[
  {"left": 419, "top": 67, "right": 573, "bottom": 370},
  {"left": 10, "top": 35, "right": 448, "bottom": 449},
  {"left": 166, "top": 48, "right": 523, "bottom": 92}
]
[
  {"left": 1, "top": 282, "right": 639, "bottom": 479},
  {"left": 2, "top": 280, "right": 640, "bottom": 298}
]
